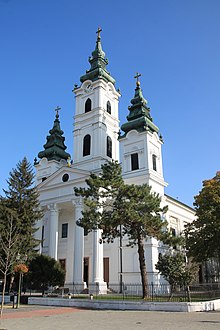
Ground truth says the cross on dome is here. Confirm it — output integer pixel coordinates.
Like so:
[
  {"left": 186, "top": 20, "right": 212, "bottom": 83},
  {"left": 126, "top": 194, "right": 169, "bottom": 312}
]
[
  {"left": 96, "top": 27, "right": 102, "bottom": 40},
  {"left": 134, "top": 72, "right": 141, "bottom": 86},
  {"left": 55, "top": 106, "right": 61, "bottom": 118}
]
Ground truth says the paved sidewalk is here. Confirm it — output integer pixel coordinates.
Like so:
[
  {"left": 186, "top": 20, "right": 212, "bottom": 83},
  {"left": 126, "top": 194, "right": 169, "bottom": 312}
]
[
  {"left": 0, "top": 305, "right": 220, "bottom": 329},
  {"left": 1, "top": 304, "right": 81, "bottom": 319}
]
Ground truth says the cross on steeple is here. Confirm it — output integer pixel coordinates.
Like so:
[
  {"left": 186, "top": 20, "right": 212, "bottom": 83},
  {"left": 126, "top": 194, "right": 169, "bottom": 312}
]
[
  {"left": 96, "top": 27, "right": 102, "bottom": 40},
  {"left": 134, "top": 72, "right": 141, "bottom": 86},
  {"left": 55, "top": 106, "right": 61, "bottom": 118}
]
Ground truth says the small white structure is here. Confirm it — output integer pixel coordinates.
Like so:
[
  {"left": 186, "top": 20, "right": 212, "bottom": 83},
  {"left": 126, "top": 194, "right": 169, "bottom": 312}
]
[{"left": 34, "top": 30, "right": 195, "bottom": 292}]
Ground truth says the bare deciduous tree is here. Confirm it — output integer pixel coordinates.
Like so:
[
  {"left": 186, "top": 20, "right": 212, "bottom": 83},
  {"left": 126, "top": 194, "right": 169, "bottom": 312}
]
[{"left": 0, "top": 206, "right": 20, "bottom": 318}]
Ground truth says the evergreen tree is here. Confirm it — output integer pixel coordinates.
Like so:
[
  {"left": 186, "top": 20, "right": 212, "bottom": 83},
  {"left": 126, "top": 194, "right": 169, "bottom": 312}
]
[
  {"left": 113, "top": 183, "right": 168, "bottom": 298},
  {"left": 3, "top": 157, "right": 43, "bottom": 257},
  {"left": 75, "top": 160, "right": 168, "bottom": 299},
  {"left": 27, "top": 254, "right": 65, "bottom": 295},
  {"left": 75, "top": 160, "right": 123, "bottom": 235},
  {"left": 185, "top": 171, "right": 220, "bottom": 264}
]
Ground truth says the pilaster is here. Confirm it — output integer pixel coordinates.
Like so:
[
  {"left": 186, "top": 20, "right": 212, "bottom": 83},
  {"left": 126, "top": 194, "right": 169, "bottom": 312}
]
[
  {"left": 73, "top": 199, "right": 85, "bottom": 289},
  {"left": 48, "top": 204, "right": 59, "bottom": 260}
]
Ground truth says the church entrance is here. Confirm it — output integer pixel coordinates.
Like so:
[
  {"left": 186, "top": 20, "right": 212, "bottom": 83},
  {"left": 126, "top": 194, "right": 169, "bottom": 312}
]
[
  {"left": 103, "top": 257, "right": 109, "bottom": 286},
  {"left": 83, "top": 257, "right": 89, "bottom": 286}
]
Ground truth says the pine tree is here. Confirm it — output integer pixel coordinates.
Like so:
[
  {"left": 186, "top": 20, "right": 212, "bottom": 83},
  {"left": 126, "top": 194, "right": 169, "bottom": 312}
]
[
  {"left": 75, "top": 160, "right": 168, "bottom": 299},
  {"left": 113, "top": 183, "right": 168, "bottom": 298},
  {"left": 3, "top": 157, "right": 43, "bottom": 257},
  {"left": 27, "top": 254, "right": 65, "bottom": 295}
]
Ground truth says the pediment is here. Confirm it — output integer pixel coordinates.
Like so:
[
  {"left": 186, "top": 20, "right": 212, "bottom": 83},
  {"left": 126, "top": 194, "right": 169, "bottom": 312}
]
[{"left": 37, "top": 166, "right": 90, "bottom": 190}]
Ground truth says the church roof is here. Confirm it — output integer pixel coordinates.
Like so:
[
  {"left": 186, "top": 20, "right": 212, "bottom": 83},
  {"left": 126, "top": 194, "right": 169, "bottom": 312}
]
[
  {"left": 120, "top": 74, "right": 160, "bottom": 138},
  {"left": 79, "top": 27, "right": 115, "bottom": 85},
  {"left": 38, "top": 107, "right": 70, "bottom": 162}
]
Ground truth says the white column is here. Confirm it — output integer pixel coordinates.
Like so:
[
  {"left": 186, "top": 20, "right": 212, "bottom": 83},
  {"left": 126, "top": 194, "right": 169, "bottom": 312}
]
[
  {"left": 73, "top": 200, "right": 84, "bottom": 286},
  {"left": 145, "top": 237, "right": 160, "bottom": 284},
  {"left": 48, "top": 204, "right": 59, "bottom": 260},
  {"left": 92, "top": 229, "right": 107, "bottom": 294},
  {"left": 93, "top": 229, "right": 104, "bottom": 282}
]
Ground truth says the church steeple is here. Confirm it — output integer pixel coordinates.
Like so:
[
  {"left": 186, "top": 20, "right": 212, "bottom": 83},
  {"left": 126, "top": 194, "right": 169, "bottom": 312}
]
[
  {"left": 80, "top": 27, "right": 115, "bottom": 85},
  {"left": 119, "top": 73, "right": 166, "bottom": 192},
  {"left": 73, "top": 29, "right": 120, "bottom": 172},
  {"left": 121, "top": 73, "right": 159, "bottom": 137},
  {"left": 38, "top": 106, "right": 70, "bottom": 162}
]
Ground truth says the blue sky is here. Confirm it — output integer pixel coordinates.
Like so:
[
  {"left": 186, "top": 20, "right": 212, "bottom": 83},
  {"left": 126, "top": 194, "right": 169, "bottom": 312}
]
[{"left": 1, "top": 0, "right": 220, "bottom": 207}]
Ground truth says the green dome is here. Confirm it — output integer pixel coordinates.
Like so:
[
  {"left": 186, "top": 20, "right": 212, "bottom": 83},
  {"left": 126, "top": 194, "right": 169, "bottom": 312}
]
[
  {"left": 38, "top": 108, "right": 70, "bottom": 162},
  {"left": 121, "top": 78, "right": 159, "bottom": 137},
  {"left": 80, "top": 28, "right": 115, "bottom": 85}
]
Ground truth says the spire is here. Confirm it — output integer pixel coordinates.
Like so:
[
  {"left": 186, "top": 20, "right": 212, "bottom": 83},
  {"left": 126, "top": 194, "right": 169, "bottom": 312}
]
[
  {"left": 121, "top": 73, "right": 159, "bottom": 136},
  {"left": 38, "top": 106, "right": 70, "bottom": 162},
  {"left": 80, "top": 27, "right": 115, "bottom": 85}
]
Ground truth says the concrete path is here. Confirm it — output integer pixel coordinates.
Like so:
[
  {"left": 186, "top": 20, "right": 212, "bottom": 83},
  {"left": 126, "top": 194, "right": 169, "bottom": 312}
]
[{"left": 0, "top": 305, "right": 220, "bottom": 329}]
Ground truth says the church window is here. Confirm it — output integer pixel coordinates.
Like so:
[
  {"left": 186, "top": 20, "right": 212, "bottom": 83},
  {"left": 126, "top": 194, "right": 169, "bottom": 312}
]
[
  {"left": 171, "top": 227, "right": 176, "bottom": 237},
  {"left": 106, "top": 136, "right": 112, "bottom": 158},
  {"left": 107, "top": 101, "right": 111, "bottom": 114},
  {"left": 171, "top": 227, "right": 176, "bottom": 249},
  {"left": 85, "top": 98, "right": 92, "bottom": 113},
  {"left": 131, "top": 153, "right": 139, "bottom": 171},
  {"left": 41, "top": 225, "right": 44, "bottom": 248},
  {"left": 83, "top": 134, "right": 91, "bottom": 156},
  {"left": 152, "top": 154, "right": 157, "bottom": 171},
  {"left": 62, "top": 173, "right": 69, "bottom": 182},
  {"left": 59, "top": 259, "right": 66, "bottom": 271},
  {"left": 61, "top": 223, "right": 68, "bottom": 238}
]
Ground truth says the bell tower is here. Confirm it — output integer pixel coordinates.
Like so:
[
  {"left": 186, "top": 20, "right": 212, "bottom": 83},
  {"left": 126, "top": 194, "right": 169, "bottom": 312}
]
[
  {"left": 73, "top": 28, "right": 120, "bottom": 172},
  {"left": 119, "top": 74, "right": 167, "bottom": 195}
]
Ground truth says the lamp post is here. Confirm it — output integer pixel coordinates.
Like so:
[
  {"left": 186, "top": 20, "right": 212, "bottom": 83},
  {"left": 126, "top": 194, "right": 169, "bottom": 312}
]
[{"left": 14, "top": 254, "right": 28, "bottom": 309}]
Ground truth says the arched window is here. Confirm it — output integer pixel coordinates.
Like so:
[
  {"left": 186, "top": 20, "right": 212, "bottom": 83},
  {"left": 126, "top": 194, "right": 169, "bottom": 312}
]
[
  {"left": 107, "top": 101, "right": 111, "bottom": 114},
  {"left": 107, "top": 136, "right": 112, "bottom": 158},
  {"left": 152, "top": 154, "right": 157, "bottom": 171},
  {"left": 83, "top": 134, "right": 91, "bottom": 156},
  {"left": 85, "top": 98, "right": 92, "bottom": 113}
]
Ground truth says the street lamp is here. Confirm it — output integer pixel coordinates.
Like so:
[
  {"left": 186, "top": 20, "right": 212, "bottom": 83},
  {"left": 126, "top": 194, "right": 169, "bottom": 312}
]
[{"left": 14, "top": 254, "right": 28, "bottom": 309}]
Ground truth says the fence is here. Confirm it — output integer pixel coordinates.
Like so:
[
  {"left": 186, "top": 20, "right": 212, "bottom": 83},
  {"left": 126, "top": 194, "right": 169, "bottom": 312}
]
[{"left": 58, "top": 282, "right": 220, "bottom": 302}]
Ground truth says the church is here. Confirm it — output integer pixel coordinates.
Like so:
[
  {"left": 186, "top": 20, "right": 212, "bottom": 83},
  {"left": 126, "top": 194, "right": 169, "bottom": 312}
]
[{"left": 34, "top": 29, "right": 195, "bottom": 293}]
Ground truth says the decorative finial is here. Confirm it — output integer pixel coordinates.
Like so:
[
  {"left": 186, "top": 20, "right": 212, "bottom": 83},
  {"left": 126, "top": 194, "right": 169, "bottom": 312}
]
[
  {"left": 67, "top": 156, "right": 72, "bottom": 167},
  {"left": 96, "top": 27, "right": 102, "bottom": 40},
  {"left": 55, "top": 106, "right": 61, "bottom": 118},
  {"left": 134, "top": 72, "right": 141, "bottom": 87}
]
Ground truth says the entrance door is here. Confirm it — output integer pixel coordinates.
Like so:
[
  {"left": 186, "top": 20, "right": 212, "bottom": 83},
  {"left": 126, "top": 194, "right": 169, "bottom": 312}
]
[
  {"left": 103, "top": 257, "right": 109, "bottom": 285},
  {"left": 83, "top": 257, "right": 89, "bottom": 286}
]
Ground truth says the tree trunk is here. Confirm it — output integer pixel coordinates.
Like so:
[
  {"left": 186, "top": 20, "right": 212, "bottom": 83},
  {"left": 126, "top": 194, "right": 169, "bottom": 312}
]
[
  {"left": 0, "top": 272, "right": 7, "bottom": 318},
  {"left": 169, "top": 284, "right": 174, "bottom": 301},
  {"left": 186, "top": 285, "right": 191, "bottom": 302},
  {"left": 137, "top": 235, "right": 148, "bottom": 299},
  {"left": 9, "top": 274, "right": 14, "bottom": 293}
]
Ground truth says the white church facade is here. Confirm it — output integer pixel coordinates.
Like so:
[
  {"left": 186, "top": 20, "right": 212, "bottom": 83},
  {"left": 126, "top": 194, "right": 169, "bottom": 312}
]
[{"left": 34, "top": 30, "right": 195, "bottom": 291}]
